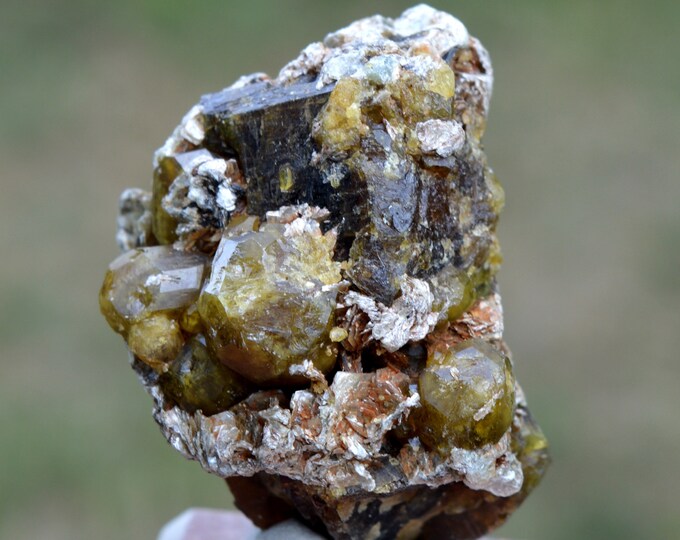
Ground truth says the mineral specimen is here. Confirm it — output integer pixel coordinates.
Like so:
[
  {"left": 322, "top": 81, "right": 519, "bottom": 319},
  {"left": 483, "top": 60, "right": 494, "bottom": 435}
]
[{"left": 100, "top": 4, "right": 549, "bottom": 539}]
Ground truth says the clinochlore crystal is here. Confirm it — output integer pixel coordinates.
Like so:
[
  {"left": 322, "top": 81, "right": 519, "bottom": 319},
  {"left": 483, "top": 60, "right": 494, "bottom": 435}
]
[{"left": 100, "top": 5, "right": 549, "bottom": 539}]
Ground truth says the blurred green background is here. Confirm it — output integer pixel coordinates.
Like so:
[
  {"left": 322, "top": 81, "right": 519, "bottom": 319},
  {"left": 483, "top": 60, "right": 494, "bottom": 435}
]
[{"left": 1, "top": 1, "right": 678, "bottom": 538}]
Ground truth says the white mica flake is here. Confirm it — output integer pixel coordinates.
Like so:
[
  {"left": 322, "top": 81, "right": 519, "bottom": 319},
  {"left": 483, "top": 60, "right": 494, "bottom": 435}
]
[
  {"left": 344, "top": 436, "right": 371, "bottom": 460},
  {"left": 323, "top": 15, "right": 392, "bottom": 48},
  {"left": 450, "top": 432, "right": 523, "bottom": 497},
  {"left": 187, "top": 159, "right": 231, "bottom": 210},
  {"left": 288, "top": 359, "right": 327, "bottom": 387},
  {"left": 473, "top": 387, "right": 505, "bottom": 422},
  {"left": 266, "top": 204, "right": 330, "bottom": 229},
  {"left": 344, "top": 277, "right": 439, "bottom": 352},
  {"left": 196, "top": 158, "right": 228, "bottom": 178},
  {"left": 456, "top": 292, "right": 504, "bottom": 341},
  {"left": 116, "top": 188, "right": 152, "bottom": 251},
  {"left": 216, "top": 185, "right": 237, "bottom": 213},
  {"left": 416, "top": 119, "right": 466, "bottom": 157},
  {"left": 203, "top": 236, "right": 238, "bottom": 297},
  {"left": 401, "top": 54, "right": 445, "bottom": 81},
  {"left": 394, "top": 4, "right": 469, "bottom": 50},
  {"left": 153, "top": 105, "right": 205, "bottom": 167},
  {"left": 403, "top": 27, "right": 466, "bottom": 58},
  {"left": 228, "top": 72, "right": 270, "bottom": 90},
  {"left": 364, "top": 55, "right": 402, "bottom": 85},
  {"left": 316, "top": 50, "right": 366, "bottom": 88},
  {"left": 145, "top": 266, "right": 204, "bottom": 295},
  {"left": 278, "top": 42, "right": 328, "bottom": 84},
  {"left": 353, "top": 462, "right": 377, "bottom": 491},
  {"left": 180, "top": 104, "right": 206, "bottom": 145}
]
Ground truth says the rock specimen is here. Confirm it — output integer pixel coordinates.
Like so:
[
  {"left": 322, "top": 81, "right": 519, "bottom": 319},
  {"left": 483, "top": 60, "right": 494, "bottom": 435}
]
[{"left": 100, "top": 5, "right": 549, "bottom": 539}]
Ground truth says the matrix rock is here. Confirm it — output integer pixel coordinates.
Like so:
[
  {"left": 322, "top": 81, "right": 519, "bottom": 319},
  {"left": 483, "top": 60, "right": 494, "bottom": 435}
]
[{"left": 100, "top": 5, "right": 549, "bottom": 539}]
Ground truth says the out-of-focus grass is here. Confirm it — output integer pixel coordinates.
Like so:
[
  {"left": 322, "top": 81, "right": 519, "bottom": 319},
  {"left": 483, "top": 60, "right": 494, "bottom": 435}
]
[{"left": 1, "top": 1, "right": 678, "bottom": 539}]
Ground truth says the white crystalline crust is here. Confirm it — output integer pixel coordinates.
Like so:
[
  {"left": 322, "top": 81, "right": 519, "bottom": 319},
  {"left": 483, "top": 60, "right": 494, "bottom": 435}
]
[
  {"left": 343, "top": 277, "right": 439, "bottom": 353},
  {"left": 154, "top": 105, "right": 206, "bottom": 168},
  {"left": 276, "top": 4, "right": 486, "bottom": 92},
  {"left": 415, "top": 119, "right": 466, "bottom": 157},
  {"left": 137, "top": 357, "right": 524, "bottom": 498},
  {"left": 116, "top": 188, "right": 153, "bottom": 251}
]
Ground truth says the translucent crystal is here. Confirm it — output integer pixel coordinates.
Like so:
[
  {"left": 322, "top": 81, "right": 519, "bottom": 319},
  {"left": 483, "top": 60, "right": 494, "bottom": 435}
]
[
  {"left": 99, "top": 246, "right": 208, "bottom": 368},
  {"left": 198, "top": 217, "right": 342, "bottom": 385},
  {"left": 127, "top": 313, "right": 184, "bottom": 370},
  {"left": 429, "top": 264, "right": 475, "bottom": 321},
  {"left": 418, "top": 339, "right": 516, "bottom": 451},
  {"left": 160, "top": 338, "right": 251, "bottom": 415}
]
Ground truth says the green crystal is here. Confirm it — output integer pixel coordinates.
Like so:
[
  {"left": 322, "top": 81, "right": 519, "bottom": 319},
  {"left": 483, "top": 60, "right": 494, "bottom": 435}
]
[
  {"left": 99, "top": 245, "right": 208, "bottom": 369},
  {"left": 429, "top": 264, "right": 475, "bottom": 321},
  {"left": 198, "top": 219, "right": 342, "bottom": 385},
  {"left": 418, "top": 339, "right": 515, "bottom": 451},
  {"left": 127, "top": 312, "right": 184, "bottom": 370},
  {"left": 160, "top": 338, "right": 251, "bottom": 415},
  {"left": 512, "top": 407, "right": 551, "bottom": 493}
]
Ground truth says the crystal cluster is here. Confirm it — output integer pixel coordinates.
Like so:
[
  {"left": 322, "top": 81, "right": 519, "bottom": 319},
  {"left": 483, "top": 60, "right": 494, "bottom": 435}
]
[{"left": 100, "top": 5, "right": 548, "bottom": 539}]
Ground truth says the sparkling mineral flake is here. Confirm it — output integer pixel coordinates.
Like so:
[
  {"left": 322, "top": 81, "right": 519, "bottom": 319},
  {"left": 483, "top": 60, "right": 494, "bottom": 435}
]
[{"left": 100, "top": 5, "right": 549, "bottom": 539}]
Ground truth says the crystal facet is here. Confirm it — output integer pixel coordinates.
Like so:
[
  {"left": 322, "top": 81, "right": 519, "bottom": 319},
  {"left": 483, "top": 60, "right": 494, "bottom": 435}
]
[
  {"left": 160, "top": 338, "right": 252, "bottom": 415},
  {"left": 198, "top": 212, "right": 342, "bottom": 385},
  {"left": 418, "top": 339, "right": 516, "bottom": 452},
  {"left": 100, "top": 246, "right": 208, "bottom": 368}
]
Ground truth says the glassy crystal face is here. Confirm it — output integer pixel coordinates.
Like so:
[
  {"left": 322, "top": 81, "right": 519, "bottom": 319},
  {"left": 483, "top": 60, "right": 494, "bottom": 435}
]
[
  {"left": 429, "top": 264, "right": 475, "bottom": 321},
  {"left": 99, "top": 5, "right": 548, "bottom": 539},
  {"left": 198, "top": 220, "right": 342, "bottom": 385},
  {"left": 100, "top": 246, "right": 208, "bottom": 369},
  {"left": 418, "top": 339, "right": 515, "bottom": 452},
  {"left": 160, "top": 338, "right": 251, "bottom": 415},
  {"left": 101, "top": 246, "right": 207, "bottom": 326}
]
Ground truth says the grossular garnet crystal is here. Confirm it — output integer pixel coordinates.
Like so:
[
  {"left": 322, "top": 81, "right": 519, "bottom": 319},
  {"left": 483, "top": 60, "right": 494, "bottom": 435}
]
[{"left": 100, "top": 5, "right": 549, "bottom": 539}]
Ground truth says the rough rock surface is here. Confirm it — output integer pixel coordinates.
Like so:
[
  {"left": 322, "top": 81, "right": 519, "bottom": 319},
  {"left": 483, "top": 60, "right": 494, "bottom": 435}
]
[{"left": 100, "top": 5, "right": 549, "bottom": 539}]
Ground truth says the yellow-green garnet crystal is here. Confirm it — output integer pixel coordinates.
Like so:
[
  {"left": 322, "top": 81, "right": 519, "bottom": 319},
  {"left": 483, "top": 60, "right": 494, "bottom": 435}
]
[
  {"left": 418, "top": 339, "right": 515, "bottom": 452},
  {"left": 198, "top": 217, "right": 342, "bottom": 385}
]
